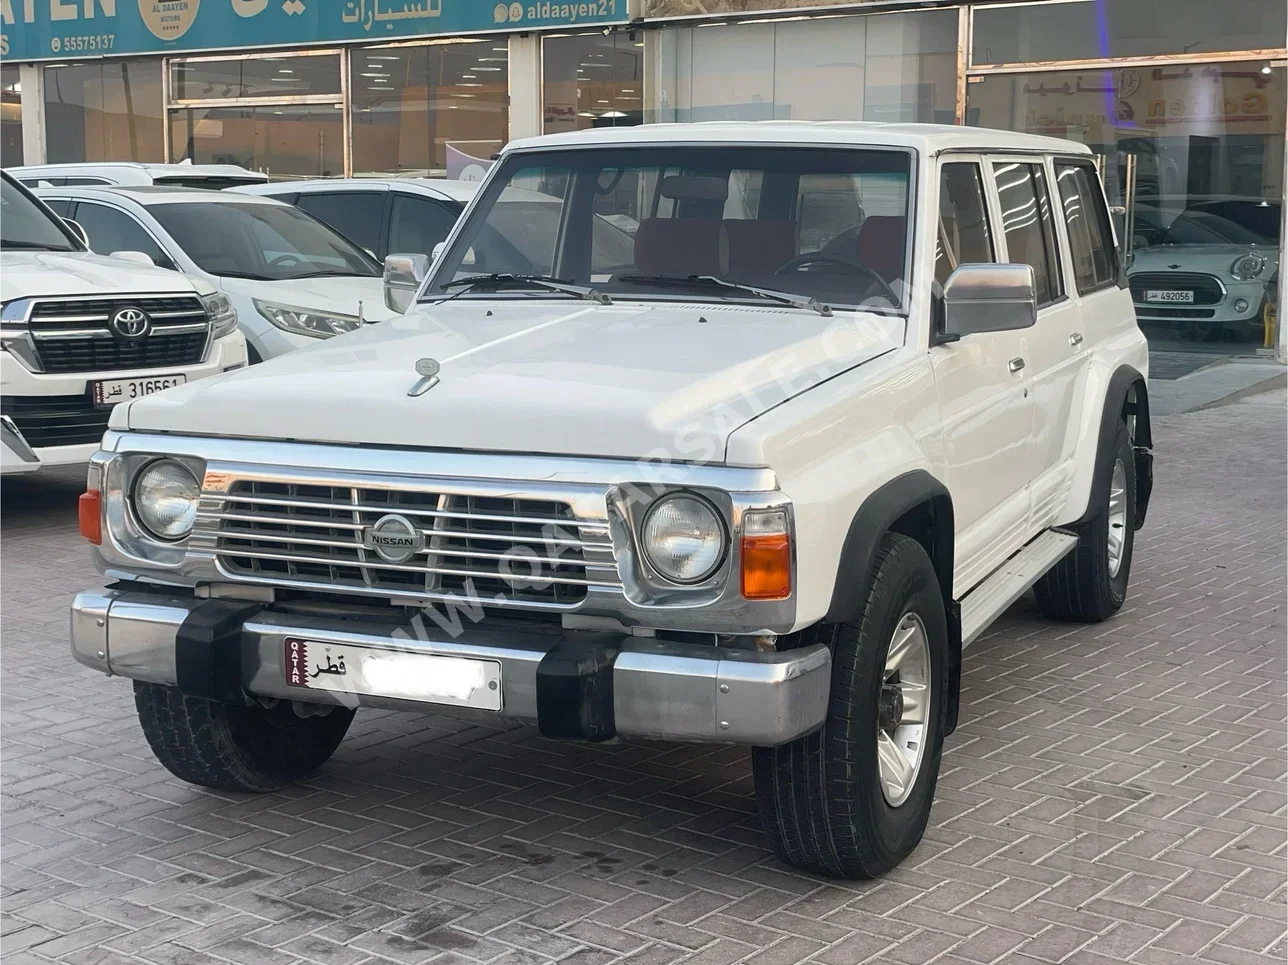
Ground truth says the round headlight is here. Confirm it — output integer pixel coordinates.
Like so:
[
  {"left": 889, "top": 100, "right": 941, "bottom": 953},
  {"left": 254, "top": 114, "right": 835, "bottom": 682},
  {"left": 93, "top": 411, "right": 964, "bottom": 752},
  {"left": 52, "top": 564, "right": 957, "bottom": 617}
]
[
  {"left": 641, "top": 494, "right": 726, "bottom": 584},
  {"left": 133, "top": 459, "right": 200, "bottom": 541},
  {"left": 1231, "top": 253, "right": 1266, "bottom": 281}
]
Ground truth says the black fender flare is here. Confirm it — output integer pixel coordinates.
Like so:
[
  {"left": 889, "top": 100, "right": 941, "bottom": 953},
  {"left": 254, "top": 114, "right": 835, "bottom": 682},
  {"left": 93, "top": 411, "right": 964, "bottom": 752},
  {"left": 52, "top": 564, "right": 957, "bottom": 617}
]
[
  {"left": 824, "top": 470, "right": 962, "bottom": 734},
  {"left": 1075, "top": 364, "right": 1153, "bottom": 529}
]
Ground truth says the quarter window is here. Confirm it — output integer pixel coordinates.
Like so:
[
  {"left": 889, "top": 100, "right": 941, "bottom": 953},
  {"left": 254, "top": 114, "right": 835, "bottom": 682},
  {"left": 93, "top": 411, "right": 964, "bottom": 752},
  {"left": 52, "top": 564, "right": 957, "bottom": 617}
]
[
  {"left": 1055, "top": 163, "right": 1117, "bottom": 294},
  {"left": 294, "top": 191, "right": 384, "bottom": 257},
  {"left": 992, "top": 161, "right": 1063, "bottom": 306},
  {"left": 935, "top": 162, "right": 995, "bottom": 287},
  {"left": 73, "top": 202, "right": 172, "bottom": 268}
]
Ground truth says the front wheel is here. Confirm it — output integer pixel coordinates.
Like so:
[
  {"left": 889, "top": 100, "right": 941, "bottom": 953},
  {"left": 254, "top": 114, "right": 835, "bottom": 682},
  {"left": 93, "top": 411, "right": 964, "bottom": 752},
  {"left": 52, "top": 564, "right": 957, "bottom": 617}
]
[
  {"left": 134, "top": 682, "right": 354, "bottom": 793},
  {"left": 752, "top": 533, "right": 949, "bottom": 879}
]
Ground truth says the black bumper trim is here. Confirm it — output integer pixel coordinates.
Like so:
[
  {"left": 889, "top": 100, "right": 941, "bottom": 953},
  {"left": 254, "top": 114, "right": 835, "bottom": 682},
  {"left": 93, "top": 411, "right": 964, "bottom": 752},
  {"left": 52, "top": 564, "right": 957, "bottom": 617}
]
[
  {"left": 535, "top": 634, "right": 623, "bottom": 742},
  {"left": 175, "top": 600, "right": 262, "bottom": 704}
]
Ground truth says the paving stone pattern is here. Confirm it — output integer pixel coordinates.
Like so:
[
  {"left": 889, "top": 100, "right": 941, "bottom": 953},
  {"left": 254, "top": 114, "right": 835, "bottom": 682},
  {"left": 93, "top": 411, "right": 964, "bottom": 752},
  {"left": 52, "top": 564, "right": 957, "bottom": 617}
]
[{"left": 2, "top": 398, "right": 1285, "bottom": 965}]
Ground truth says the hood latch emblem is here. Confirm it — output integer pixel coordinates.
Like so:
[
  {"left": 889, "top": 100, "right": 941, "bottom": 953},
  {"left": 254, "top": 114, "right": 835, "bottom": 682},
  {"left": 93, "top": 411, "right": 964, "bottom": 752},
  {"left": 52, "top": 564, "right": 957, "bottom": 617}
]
[{"left": 408, "top": 358, "right": 440, "bottom": 397}]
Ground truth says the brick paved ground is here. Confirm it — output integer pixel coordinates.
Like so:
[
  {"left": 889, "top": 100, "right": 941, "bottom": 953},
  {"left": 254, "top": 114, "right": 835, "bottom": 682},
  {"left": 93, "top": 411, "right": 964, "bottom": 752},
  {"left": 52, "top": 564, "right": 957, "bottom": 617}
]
[{"left": 3, "top": 394, "right": 1285, "bottom": 965}]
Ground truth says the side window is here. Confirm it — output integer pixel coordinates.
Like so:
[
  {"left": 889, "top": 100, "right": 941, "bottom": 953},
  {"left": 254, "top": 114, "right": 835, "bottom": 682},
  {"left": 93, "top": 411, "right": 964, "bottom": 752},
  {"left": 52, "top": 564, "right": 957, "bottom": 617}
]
[
  {"left": 62, "top": 177, "right": 112, "bottom": 186},
  {"left": 73, "top": 202, "right": 172, "bottom": 269},
  {"left": 992, "top": 161, "right": 1063, "bottom": 307},
  {"left": 294, "top": 191, "right": 384, "bottom": 256},
  {"left": 41, "top": 198, "right": 74, "bottom": 218},
  {"left": 1055, "top": 162, "right": 1117, "bottom": 294},
  {"left": 935, "top": 162, "right": 995, "bottom": 287},
  {"left": 388, "top": 195, "right": 459, "bottom": 259}
]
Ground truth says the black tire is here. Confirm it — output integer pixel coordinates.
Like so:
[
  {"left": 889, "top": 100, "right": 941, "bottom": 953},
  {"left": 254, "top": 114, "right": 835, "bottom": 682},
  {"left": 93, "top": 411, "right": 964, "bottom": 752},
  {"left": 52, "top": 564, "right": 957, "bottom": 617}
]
[
  {"left": 752, "top": 533, "right": 949, "bottom": 879},
  {"left": 134, "top": 682, "right": 354, "bottom": 792},
  {"left": 1034, "top": 421, "right": 1135, "bottom": 622}
]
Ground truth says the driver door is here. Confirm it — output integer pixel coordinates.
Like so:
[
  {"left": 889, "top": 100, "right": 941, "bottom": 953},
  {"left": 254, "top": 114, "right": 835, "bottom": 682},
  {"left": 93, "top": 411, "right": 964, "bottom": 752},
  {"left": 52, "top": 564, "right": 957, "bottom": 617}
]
[{"left": 929, "top": 157, "right": 1035, "bottom": 597}]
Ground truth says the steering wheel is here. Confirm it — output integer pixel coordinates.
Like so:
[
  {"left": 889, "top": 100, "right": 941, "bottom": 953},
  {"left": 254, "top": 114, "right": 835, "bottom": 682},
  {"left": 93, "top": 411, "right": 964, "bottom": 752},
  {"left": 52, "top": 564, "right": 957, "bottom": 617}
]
[
  {"left": 773, "top": 254, "right": 900, "bottom": 307},
  {"left": 267, "top": 254, "right": 305, "bottom": 269}
]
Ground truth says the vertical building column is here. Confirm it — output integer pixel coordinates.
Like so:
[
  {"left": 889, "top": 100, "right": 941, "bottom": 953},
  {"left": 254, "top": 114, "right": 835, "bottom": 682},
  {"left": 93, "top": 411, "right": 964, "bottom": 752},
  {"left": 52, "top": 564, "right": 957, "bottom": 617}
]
[
  {"left": 508, "top": 33, "right": 542, "bottom": 143},
  {"left": 19, "top": 63, "right": 46, "bottom": 165},
  {"left": 1278, "top": 133, "right": 1287, "bottom": 362}
]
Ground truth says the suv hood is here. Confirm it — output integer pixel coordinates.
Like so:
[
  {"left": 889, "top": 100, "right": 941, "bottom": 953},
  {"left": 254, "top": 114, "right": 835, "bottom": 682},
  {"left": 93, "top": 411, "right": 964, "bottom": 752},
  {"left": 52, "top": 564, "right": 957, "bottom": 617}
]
[
  {"left": 219, "top": 274, "right": 397, "bottom": 321},
  {"left": 0, "top": 250, "right": 201, "bottom": 301},
  {"left": 119, "top": 301, "right": 903, "bottom": 461}
]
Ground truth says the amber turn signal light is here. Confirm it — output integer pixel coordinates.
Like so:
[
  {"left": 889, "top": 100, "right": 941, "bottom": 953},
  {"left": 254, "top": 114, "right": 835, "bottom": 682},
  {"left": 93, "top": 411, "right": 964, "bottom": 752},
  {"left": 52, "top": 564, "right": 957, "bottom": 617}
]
[
  {"left": 78, "top": 490, "right": 102, "bottom": 545},
  {"left": 740, "top": 510, "right": 792, "bottom": 601}
]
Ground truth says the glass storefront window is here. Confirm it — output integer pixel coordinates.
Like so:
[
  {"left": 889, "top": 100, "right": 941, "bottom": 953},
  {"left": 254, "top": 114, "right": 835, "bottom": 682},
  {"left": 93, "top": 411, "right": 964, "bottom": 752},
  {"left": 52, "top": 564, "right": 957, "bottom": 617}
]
[
  {"left": 43, "top": 60, "right": 164, "bottom": 163},
  {"left": 968, "top": 62, "right": 1285, "bottom": 355},
  {"left": 543, "top": 33, "right": 644, "bottom": 133},
  {"left": 171, "top": 55, "right": 342, "bottom": 100},
  {"left": 351, "top": 41, "right": 508, "bottom": 178},
  {"left": 649, "top": 10, "right": 958, "bottom": 124},
  {"left": 1, "top": 65, "right": 21, "bottom": 166},
  {"left": 972, "top": 0, "right": 1287, "bottom": 66},
  {"left": 170, "top": 104, "right": 345, "bottom": 178}
]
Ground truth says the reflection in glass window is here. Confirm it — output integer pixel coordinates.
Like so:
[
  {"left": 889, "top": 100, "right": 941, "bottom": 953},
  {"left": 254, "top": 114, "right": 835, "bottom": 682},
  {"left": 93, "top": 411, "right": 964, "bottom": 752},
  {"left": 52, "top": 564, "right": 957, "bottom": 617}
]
[
  {"left": 170, "top": 105, "right": 344, "bottom": 179},
  {"left": 993, "top": 162, "right": 1062, "bottom": 307},
  {"left": 351, "top": 42, "right": 508, "bottom": 178},
  {"left": 935, "top": 163, "right": 996, "bottom": 287},
  {"left": 74, "top": 202, "right": 172, "bottom": 268},
  {"left": 44, "top": 60, "right": 164, "bottom": 163},
  {"left": 649, "top": 10, "right": 957, "bottom": 124},
  {"left": 1, "top": 65, "right": 21, "bottom": 166},
  {"left": 1055, "top": 163, "right": 1117, "bottom": 294},
  {"left": 171, "top": 55, "right": 341, "bottom": 99},
  {"left": 543, "top": 33, "right": 644, "bottom": 133}
]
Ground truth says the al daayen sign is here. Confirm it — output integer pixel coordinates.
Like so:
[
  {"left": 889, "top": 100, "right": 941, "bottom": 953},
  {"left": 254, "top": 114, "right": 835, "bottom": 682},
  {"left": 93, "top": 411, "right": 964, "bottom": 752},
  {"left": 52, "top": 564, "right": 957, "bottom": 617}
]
[{"left": 1, "top": 0, "right": 627, "bottom": 61}]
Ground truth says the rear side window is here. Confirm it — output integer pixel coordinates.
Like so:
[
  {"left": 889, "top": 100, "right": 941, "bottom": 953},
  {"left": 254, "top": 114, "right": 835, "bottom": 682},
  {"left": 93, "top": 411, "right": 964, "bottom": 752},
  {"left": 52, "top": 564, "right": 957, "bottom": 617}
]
[
  {"left": 992, "top": 161, "right": 1063, "bottom": 307},
  {"left": 41, "top": 198, "right": 75, "bottom": 218},
  {"left": 1055, "top": 163, "right": 1117, "bottom": 293},
  {"left": 935, "top": 162, "right": 995, "bottom": 287},
  {"left": 388, "top": 194, "right": 459, "bottom": 259},
  {"left": 295, "top": 191, "right": 384, "bottom": 256}
]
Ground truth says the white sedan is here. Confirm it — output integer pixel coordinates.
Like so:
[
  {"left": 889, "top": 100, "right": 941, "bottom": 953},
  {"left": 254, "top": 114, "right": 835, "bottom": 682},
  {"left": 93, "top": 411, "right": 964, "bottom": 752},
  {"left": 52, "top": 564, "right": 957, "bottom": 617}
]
[{"left": 33, "top": 186, "right": 394, "bottom": 362}]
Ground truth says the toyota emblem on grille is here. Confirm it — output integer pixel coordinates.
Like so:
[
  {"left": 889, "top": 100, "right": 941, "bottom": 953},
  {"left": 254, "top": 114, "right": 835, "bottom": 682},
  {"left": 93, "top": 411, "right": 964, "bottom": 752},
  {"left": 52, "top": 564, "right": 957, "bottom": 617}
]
[
  {"left": 362, "top": 514, "right": 425, "bottom": 564},
  {"left": 110, "top": 306, "right": 151, "bottom": 340}
]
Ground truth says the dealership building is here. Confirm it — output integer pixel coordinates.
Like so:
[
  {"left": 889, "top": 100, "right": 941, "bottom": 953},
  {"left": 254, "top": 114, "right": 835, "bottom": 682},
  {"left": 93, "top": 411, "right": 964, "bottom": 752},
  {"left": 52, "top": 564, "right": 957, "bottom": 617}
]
[{"left": 2, "top": 0, "right": 1284, "bottom": 357}]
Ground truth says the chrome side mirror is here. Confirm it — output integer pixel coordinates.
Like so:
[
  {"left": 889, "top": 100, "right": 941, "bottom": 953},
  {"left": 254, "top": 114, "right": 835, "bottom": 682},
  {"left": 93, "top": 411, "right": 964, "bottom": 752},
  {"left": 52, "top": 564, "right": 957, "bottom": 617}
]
[
  {"left": 941, "top": 263, "right": 1037, "bottom": 340},
  {"left": 383, "top": 252, "right": 429, "bottom": 314},
  {"left": 63, "top": 218, "right": 88, "bottom": 246}
]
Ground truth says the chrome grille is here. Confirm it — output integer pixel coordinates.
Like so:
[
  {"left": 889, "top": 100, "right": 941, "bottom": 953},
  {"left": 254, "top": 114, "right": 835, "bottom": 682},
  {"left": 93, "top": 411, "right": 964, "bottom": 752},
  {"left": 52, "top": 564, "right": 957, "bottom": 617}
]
[
  {"left": 27, "top": 294, "right": 209, "bottom": 374},
  {"left": 209, "top": 480, "right": 617, "bottom": 606}
]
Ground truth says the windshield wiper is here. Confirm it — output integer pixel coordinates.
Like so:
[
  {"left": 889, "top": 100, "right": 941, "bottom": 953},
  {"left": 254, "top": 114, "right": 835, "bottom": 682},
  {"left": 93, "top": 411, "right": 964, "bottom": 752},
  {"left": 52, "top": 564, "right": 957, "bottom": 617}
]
[
  {"left": 1, "top": 240, "right": 76, "bottom": 252},
  {"left": 437, "top": 273, "right": 611, "bottom": 305},
  {"left": 613, "top": 274, "right": 831, "bottom": 316},
  {"left": 287, "top": 269, "right": 377, "bottom": 279},
  {"left": 212, "top": 270, "right": 276, "bottom": 281}
]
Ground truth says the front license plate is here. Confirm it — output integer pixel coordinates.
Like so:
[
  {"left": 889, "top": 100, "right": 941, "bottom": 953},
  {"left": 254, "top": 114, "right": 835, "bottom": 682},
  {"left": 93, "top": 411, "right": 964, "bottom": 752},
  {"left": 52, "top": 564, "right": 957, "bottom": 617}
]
[
  {"left": 1145, "top": 290, "right": 1194, "bottom": 303},
  {"left": 92, "top": 374, "right": 187, "bottom": 408},
  {"left": 283, "top": 638, "right": 502, "bottom": 710}
]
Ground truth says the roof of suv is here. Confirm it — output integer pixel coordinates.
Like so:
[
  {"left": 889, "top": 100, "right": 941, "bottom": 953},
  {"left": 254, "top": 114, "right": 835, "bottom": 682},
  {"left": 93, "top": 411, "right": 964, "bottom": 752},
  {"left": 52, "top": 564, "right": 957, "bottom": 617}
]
[
  {"left": 234, "top": 178, "right": 482, "bottom": 204},
  {"left": 8, "top": 161, "right": 269, "bottom": 184},
  {"left": 506, "top": 121, "right": 1094, "bottom": 156},
  {"left": 32, "top": 184, "right": 291, "bottom": 206}
]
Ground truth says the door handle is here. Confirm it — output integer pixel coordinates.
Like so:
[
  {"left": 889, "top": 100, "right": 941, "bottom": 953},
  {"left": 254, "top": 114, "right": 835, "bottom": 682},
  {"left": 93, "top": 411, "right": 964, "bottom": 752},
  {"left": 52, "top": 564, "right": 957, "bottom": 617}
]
[
  {"left": 1008, "top": 357, "right": 1026, "bottom": 373},
  {"left": 1069, "top": 332, "right": 1084, "bottom": 346}
]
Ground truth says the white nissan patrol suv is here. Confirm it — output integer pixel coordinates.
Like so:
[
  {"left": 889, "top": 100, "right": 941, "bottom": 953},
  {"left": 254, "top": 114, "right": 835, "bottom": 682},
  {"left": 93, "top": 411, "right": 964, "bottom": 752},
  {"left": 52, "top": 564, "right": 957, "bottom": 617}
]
[
  {"left": 70, "top": 123, "right": 1153, "bottom": 879},
  {"left": 1, "top": 172, "right": 247, "bottom": 475}
]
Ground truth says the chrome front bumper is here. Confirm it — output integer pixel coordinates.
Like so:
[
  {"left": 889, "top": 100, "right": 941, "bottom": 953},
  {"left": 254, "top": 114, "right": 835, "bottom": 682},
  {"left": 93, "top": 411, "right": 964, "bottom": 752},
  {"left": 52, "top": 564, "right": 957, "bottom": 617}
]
[{"left": 71, "top": 589, "right": 831, "bottom": 747}]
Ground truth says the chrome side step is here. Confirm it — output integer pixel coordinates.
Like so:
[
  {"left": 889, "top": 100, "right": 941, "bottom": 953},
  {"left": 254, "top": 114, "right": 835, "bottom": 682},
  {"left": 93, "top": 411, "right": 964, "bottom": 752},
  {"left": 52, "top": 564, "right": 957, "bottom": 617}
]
[{"left": 960, "top": 531, "right": 1078, "bottom": 647}]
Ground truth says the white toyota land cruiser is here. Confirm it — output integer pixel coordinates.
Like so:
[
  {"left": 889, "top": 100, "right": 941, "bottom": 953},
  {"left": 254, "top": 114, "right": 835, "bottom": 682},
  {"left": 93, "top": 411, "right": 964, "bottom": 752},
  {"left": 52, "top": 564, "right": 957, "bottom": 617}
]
[
  {"left": 70, "top": 123, "right": 1153, "bottom": 879},
  {"left": 1, "top": 171, "right": 247, "bottom": 475}
]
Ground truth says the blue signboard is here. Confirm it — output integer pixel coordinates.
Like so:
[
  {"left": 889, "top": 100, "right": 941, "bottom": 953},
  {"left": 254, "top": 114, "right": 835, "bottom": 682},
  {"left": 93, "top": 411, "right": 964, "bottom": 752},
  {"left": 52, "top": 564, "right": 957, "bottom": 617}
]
[{"left": 1, "top": 0, "right": 628, "bottom": 62}]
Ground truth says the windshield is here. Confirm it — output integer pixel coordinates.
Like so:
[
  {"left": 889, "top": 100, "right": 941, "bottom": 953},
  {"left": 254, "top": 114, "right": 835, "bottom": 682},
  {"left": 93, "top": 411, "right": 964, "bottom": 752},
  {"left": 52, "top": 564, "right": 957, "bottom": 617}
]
[
  {"left": 147, "top": 201, "right": 381, "bottom": 279},
  {"left": 426, "top": 146, "right": 914, "bottom": 312},
  {"left": 1160, "top": 201, "right": 1281, "bottom": 246},
  {"left": 0, "top": 174, "right": 80, "bottom": 252}
]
